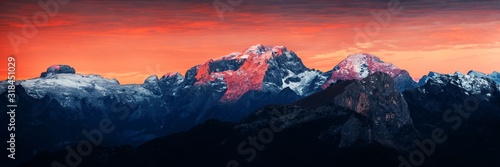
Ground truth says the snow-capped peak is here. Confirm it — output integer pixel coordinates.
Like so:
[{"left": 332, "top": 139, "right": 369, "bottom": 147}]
[
  {"left": 162, "top": 72, "right": 182, "bottom": 79},
  {"left": 145, "top": 75, "right": 159, "bottom": 83},
  {"left": 467, "top": 70, "right": 488, "bottom": 78},
  {"left": 212, "top": 52, "right": 244, "bottom": 61},
  {"left": 488, "top": 71, "right": 500, "bottom": 84},
  {"left": 420, "top": 70, "right": 500, "bottom": 87},
  {"left": 322, "top": 53, "right": 407, "bottom": 89},
  {"left": 191, "top": 44, "right": 306, "bottom": 102},
  {"left": 245, "top": 44, "right": 266, "bottom": 54},
  {"left": 418, "top": 71, "right": 496, "bottom": 95}
]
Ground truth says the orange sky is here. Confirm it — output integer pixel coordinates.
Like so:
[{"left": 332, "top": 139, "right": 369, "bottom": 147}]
[{"left": 1, "top": 0, "right": 499, "bottom": 84}]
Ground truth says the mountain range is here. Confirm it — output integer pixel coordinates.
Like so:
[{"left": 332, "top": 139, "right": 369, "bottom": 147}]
[{"left": 1, "top": 44, "right": 500, "bottom": 166}]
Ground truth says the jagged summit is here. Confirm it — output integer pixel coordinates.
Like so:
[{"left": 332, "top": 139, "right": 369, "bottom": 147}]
[
  {"left": 322, "top": 53, "right": 416, "bottom": 91},
  {"left": 488, "top": 71, "right": 500, "bottom": 84},
  {"left": 417, "top": 70, "right": 499, "bottom": 96},
  {"left": 208, "top": 44, "right": 289, "bottom": 62},
  {"left": 162, "top": 72, "right": 183, "bottom": 79},
  {"left": 192, "top": 44, "right": 312, "bottom": 102},
  {"left": 40, "top": 64, "right": 76, "bottom": 78},
  {"left": 419, "top": 71, "right": 500, "bottom": 87}
]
